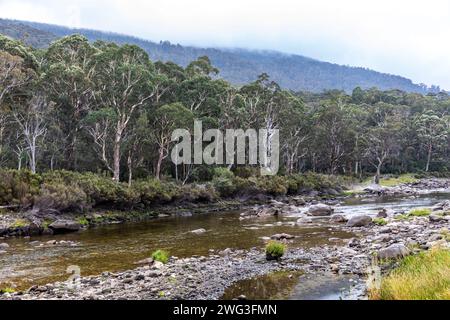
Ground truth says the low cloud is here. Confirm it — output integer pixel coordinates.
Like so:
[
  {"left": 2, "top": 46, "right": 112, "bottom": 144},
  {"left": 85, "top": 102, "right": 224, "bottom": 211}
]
[{"left": 0, "top": 0, "right": 449, "bottom": 89}]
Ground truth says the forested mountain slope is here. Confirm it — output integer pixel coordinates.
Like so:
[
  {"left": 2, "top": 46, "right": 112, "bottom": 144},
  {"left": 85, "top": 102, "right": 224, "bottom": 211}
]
[{"left": 0, "top": 18, "right": 435, "bottom": 93}]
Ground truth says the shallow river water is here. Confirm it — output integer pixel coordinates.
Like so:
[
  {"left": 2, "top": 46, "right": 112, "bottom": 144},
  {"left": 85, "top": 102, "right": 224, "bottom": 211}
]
[{"left": 0, "top": 192, "right": 448, "bottom": 297}]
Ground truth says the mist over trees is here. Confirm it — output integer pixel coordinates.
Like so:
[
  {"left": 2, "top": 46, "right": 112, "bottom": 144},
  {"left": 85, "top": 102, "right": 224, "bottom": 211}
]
[
  {"left": 1, "top": 33, "right": 450, "bottom": 185},
  {"left": 0, "top": 18, "right": 441, "bottom": 94}
]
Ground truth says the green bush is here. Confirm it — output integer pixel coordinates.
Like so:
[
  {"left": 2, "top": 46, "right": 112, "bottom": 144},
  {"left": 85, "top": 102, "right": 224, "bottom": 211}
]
[
  {"left": 179, "top": 183, "right": 218, "bottom": 202},
  {"left": 0, "top": 169, "right": 41, "bottom": 208},
  {"left": 257, "top": 176, "right": 288, "bottom": 196},
  {"left": 133, "top": 179, "right": 180, "bottom": 206},
  {"left": 265, "top": 241, "right": 286, "bottom": 261},
  {"left": 34, "top": 182, "right": 89, "bottom": 213},
  {"left": 233, "top": 166, "right": 260, "bottom": 179},
  {"left": 42, "top": 170, "right": 135, "bottom": 208},
  {"left": 212, "top": 168, "right": 237, "bottom": 197},
  {"left": 151, "top": 250, "right": 169, "bottom": 264}
]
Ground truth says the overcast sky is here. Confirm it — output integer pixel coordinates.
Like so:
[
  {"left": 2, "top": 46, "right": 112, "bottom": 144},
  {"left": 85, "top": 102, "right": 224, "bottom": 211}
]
[{"left": 1, "top": 0, "right": 449, "bottom": 89}]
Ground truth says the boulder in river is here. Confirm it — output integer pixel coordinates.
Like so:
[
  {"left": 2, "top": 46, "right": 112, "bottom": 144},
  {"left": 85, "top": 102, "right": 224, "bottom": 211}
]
[
  {"left": 330, "top": 214, "right": 347, "bottom": 223},
  {"left": 296, "top": 217, "right": 313, "bottom": 224},
  {"left": 377, "top": 244, "right": 410, "bottom": 260},
  {"left": 190, "top": 228, "right": 206, "bottom": 235},
  {"left": 0, "top": 242, "right": 10, "bottom": 249},
  {"left": 307, "top": 204, "right": 333, "bottom": 216},
  {"left": 346, "top": 215, "right": 372, "bottom": 227},
  {"left": 270, "top": 233, "right": 295, "bottom": 240},
  {"left": 48, "top": 220, "right": 81, "bottom": 234}
]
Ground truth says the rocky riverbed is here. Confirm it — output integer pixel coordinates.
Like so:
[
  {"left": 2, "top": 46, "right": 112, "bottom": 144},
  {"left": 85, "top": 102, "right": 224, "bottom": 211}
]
[{"left": 2, "top": 198, "right": 448, "bottom": 300}]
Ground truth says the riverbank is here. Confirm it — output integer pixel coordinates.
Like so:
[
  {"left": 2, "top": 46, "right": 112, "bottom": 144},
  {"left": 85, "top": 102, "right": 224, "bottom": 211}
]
[
  {"left": 0, "top": 170, "right": 349, "bottom": 238},
  {"left": 2, "top": 171, "right": 449, "bottom": 239},
  {"left": 2, "top": 196, "right": 448, "bottom": 300}
]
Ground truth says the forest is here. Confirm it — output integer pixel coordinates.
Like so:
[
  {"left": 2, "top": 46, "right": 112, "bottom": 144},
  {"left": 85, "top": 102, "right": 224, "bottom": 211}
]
[
  {"left": 0, "top": 18, "right": 437, "bottom": 94},
  {"left": 1, "top": 33, "right": 450, "bottom": 193}
]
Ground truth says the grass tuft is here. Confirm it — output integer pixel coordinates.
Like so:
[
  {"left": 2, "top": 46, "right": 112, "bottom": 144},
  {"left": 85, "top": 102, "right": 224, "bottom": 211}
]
[
  {"left": 373, "top": 218, "right": 388, "bottom": 226},
  {"left": 378, "top": 174, "right": 418, "bottom": 187},
  {"left": 265, "top": 241, "right": 286, "bottom": 260},
  {"left": 409, "top": 208, "right": 432, "bottom": 217},
  {"left": 151, "top": 250, "right": 169, "bottom": 264}
]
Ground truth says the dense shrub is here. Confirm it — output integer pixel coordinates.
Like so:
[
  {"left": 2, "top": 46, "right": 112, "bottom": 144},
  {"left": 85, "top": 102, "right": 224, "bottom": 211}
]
[
  {"left": 0, "top": 170, "right": 41, "bottom": 208},
  {"left": 42, "top": 171, "right": 135, "bottom": 207},
  {"left": 256, "top": 176, "right": 289, "bottom": 196},
  {"left": 233, "top": 166, "right": 260, "bottom": 179},
  {"left": 34, "top": 182, "right": 89, "bottom": 213},
  {"left": 212, "top": 168, "right": 237, "bottom": 197},
  {"left": 132, "top": 179, "right": 180, "bottom": 206},
  {"left": 179, "top": 183, "right": 218, "bottom": 203},
  {"left": 0, "top": 168, "right": 347, "bottom": 213},
  {"left": 286, "top": 173, "right": 344, "bottom": 194}
]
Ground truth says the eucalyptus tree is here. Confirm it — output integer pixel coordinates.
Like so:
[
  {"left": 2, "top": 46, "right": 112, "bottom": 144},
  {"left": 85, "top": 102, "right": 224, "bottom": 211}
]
[
  {"left": 150, "top": 103, "right": 194, "bottom": 180},
  {"left": 278, "top": 92, "right": 310, "bottom": 174},
  {"left": 312, "top": 95, "right": 355, "bottom": 174},
  {"left": 91, "top": 43, "right": 155, "bottom": 181},
  {"left": 364, "top": 103, "right": 404, "bottom": 184},
  {"left": 0, "top": 50, "right": 35, "bottom": 105},
  {"left": 415, "top": 110, "right": 448, "bottom": 172},
  {"left": 42, "top": 35, "right": 97, "bottom": 169},
  {"left": 13, "top": 94, "right": 49, "bottom": 173}
]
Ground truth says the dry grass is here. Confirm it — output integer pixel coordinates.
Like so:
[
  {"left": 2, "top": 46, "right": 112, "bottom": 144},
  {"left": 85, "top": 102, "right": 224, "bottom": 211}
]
[{"left": 371, "top": 248, "right": 450, "bottom": 300}]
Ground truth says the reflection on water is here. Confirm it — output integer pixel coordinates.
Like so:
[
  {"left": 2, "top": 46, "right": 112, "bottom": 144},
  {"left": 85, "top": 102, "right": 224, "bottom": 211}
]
[
  {"left": 222, "top": 271, "right": 304, "bottom": 300},
  {"left": 0, "top": 193, "right": 447, "bottom": 291},
  {"left": 222, "top": 272, "right": 363, "bottom": 300},
  {"left": 0, "top": 211, "right": 351, "bottom": 290}
]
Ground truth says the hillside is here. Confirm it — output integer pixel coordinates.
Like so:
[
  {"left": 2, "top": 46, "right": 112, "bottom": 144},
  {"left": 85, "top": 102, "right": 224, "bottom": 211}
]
[{"left": 0, "top": 18, "right": 433, "bottom": 93}]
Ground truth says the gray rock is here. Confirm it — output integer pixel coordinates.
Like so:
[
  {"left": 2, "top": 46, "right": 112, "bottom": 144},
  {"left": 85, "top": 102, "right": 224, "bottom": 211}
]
[
  {"left": 190, "top": 228, "right": 206, "bottom": 235},
  {"left": 0, "top": 242, "right": 10, "bottom": 249},
  {"left": 135, "top": 258, "right": 154, "bottom": 265},
  {"left": 290, "top": 197, "right": 306, "bottom": 206},
  {"left": 270, "top": 233, "right": 295, "bottom": 240},
  {"left": 432, "top": 200, "right": 450, "bottom": 212},
  {"left": 0, "top": 250, "right": 6, "bottom": 255},
  {"left": 377, "top": 244, "right": 411, "bottom": 260},
  {"left": 377, "top": 209, "right": 388, "bottom": 218},
  {"left": 379, "top": 227, "right": 392, "bottom": 234},
  {"left": 148, "top": 271, "right": 162, "bottom": 278},
  {"left": 307, "top": 204, "right": 333, "bottom": 216},
  {"left": 49, "top": 220, "right": 81, "bottom": 233},
  {"left": 134, "top": 274, "right": 145, "bottom": 281},
  {"left": 428, "top": 234, "right": 443, "bottom": 242},
  {"left": 364, "top": 184, "right": 387, "bottom": 194},
  {"left": 347, "top": 238, "right": 359, "bottom": 247},
  {"left": 429, "top": 215, "right": 445, "bottom": 223},
  {"left": 346, "top": 215, "right": 372, "bottom": 227},
  {"left": 330, "top": 214, "right": 347, "bottom": 223},
  {"left": 296, "top": 217, "right": 313, "bottom": 224}
]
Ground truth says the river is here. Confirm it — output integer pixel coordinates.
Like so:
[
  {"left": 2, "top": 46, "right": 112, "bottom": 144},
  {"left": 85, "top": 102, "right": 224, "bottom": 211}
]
[{"left": 0, "top": 192, "right": 448, "bottom": 297}]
